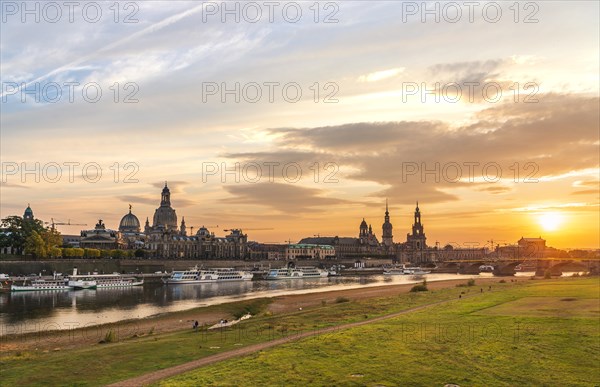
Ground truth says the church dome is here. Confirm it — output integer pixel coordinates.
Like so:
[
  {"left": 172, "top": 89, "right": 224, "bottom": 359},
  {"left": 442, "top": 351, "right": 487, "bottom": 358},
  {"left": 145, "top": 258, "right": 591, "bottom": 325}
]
[
  {"left": 153, "top": 206, "right": 177, "bottom": 229},
  {"left": 152, "top": 182, "right": 178, "bottom": 231},
  {"left": 119, "top": 207, "right": 140, "bottom": 233}
]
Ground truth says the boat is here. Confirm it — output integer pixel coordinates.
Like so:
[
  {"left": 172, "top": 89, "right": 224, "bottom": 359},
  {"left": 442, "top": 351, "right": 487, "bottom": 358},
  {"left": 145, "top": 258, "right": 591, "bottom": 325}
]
[
  {"left": 163, "top": 266, "right": 253, "bottom": 284},
  {"left": 68, "top": 277, "right": 98, "bottom": 290},
  {"left": 383, "top": 265, "right": 430, "bottom": 275},
  {"left": 327, "top": 265, "right": 343, "bottom": 277},
  {"left": 403, "top": 267, "right": 431, "bottom": 275},
  {"left": 515, "top": 263, "right": 536, "bottom": 272},
  {"left": 81, "top": 273, "right": 143, "bottom": 288},
  {"left": 67, "top": 268, "right": 143, "bottom": 289},
  {"left": 11, "top": 278, "right": 70, "bottom": 292},
  {"left": 479, "top": 265, "right": 495, "bottom": 272},
  {"left": 265, "top": 266, "right": 329, "bottom": 280}
]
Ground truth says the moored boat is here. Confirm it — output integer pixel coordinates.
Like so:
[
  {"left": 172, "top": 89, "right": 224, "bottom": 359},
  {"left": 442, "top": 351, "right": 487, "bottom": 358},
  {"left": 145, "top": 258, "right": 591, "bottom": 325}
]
[
  {"left": 265, "top": 266, "right": 329, "bottom": 280},
  {"left": 67, "top": 268, "right": 143, "bottom": 289},
  {"left": 163, "top": 266, "right": 253, "bottom": 284},
  {"left": 384, "top": 265, "right": 430, "bottom": 275},
  {"left": 11, "top": 278, "right": 70, "bottom": 292}
]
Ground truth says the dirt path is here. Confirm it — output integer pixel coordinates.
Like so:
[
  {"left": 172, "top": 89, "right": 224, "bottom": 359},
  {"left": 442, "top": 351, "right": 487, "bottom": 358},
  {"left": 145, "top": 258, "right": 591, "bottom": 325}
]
[{"left": 107, "top": 292, "right": 480, "bottom": 386}]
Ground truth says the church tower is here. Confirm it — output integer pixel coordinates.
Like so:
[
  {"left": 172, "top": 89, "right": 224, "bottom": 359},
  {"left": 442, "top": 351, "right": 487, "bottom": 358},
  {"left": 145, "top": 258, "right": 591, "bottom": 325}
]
[
  {"left": 23, "top": 204, "right": 34, "bottom": 221},
  {"left": 382, "top": 199, "right": 393, "bottom": 247},
  {"left": 180, "top": 217, "right": 187, "bottom": 236},
  {"left": 406, "top": 201, "right": 427, "bottom": 263},
  {"left": 152, "top": 182, "right": 178, "bottom": 231},
  {"left": 359, "top": 218, "right": 369, "bottom": 243}
]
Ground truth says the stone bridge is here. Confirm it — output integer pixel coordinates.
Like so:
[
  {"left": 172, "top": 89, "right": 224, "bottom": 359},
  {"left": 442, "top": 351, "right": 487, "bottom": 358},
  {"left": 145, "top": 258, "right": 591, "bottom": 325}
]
[{"left": 435, "top": 258, "right": 599, "bottom": 276}]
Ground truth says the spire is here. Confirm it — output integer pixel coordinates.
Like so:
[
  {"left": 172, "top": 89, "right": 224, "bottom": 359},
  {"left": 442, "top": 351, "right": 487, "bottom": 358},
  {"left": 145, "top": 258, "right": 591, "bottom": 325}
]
[
  {"left": 385, "top": 198, "right": 389, "bottom": 214},
  {"left": 180, "top": 217, "right": 187, "bottom": 235},
  {"left": 160, "top": 182, "right": 171, "bottom": 206},
  {"left": 129, "top": 204, "right": 132, "bottom": 213}
]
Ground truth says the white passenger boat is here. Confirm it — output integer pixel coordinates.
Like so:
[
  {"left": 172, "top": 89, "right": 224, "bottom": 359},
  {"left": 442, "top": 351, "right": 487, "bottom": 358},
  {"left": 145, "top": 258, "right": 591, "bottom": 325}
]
[
  {"left": 67, "top": 268, "right": 143, "bottom": 289},
  {"left": 163, "top": 266, "right": 253, "bottom": 284},
  {"left": 11, "top": 278, "right": 70, "bottom": 292},
  {"left": 265, "top": 266, "right": 329, "bottom": 280},
  {"left": 384, "top": 265, "right": 430, "bottom": 275}
]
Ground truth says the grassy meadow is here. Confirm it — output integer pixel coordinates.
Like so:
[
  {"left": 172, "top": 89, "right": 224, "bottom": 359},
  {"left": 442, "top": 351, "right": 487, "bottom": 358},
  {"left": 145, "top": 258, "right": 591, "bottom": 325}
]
[
  {"left": 158, "top": 278, "right": 599, "bottom": 387},
  {"left": 1, "top": 277, "right": 597, "bottom": 386}
]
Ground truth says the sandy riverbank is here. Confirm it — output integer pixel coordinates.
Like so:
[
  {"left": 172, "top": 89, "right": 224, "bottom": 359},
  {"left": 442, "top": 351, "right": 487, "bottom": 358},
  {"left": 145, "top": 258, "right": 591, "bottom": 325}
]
[{"left": 0, "top": 277, "right": 521, "bottom": 355}]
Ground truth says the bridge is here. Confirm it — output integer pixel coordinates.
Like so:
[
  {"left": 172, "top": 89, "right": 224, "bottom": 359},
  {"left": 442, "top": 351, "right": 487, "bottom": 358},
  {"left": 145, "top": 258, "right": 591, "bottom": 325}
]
[{"left": 434, "top": 257, "right": 600, "bottom": 276}]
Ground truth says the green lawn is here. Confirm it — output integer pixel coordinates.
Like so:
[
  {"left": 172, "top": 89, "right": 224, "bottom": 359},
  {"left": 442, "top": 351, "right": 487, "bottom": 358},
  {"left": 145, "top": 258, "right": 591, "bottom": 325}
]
[
  {"left": 0, "top": 280, "right": 494, "bottom": 386},
  {"left": 158, "top": 278, "right": 600, "bottom": 387},
  {"left": 2, "top": 278, "right": 597, "bottom": 386}
]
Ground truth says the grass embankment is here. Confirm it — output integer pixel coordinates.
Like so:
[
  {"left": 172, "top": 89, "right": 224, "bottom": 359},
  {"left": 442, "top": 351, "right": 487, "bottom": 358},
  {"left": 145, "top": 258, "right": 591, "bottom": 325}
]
[
  {"left": 1, "top": 279, "right": 512, "bottom": 386},
  {"left": 158, "top": 278, "right": 600, "bottom": 387}
]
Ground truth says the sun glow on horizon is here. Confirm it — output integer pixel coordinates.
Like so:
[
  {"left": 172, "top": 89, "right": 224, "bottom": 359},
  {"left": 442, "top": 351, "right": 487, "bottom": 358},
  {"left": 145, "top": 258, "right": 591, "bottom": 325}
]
[{"left": 537, "top": 212, "right": 565, "bottom": 232}]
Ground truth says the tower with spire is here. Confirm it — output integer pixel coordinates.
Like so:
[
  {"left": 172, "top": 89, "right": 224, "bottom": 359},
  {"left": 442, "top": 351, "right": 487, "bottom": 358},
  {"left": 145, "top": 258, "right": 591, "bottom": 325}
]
[
  {"left": 359, "top": 218, "right": 369, "bottom": 240},
  {"left": 180, "top": 217, "right": 187, "bottom": 236},
  {"left": 406, "top": 201, "right": 427, "bottom": 263},
  {"left": 382, "top": 199, "right": 393, "bottom": 247},
  {"left": 23, "top": 204, "right": 34, "bottom": 221},
  {"left": 151, "top": 181, "right": 178, "bottom": 231}
]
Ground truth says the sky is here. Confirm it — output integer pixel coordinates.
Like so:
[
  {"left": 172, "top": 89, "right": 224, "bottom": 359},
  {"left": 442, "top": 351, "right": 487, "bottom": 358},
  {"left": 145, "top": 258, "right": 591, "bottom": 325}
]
[{"left": 1, "top": 1, "right": 598, "bottom": 249}]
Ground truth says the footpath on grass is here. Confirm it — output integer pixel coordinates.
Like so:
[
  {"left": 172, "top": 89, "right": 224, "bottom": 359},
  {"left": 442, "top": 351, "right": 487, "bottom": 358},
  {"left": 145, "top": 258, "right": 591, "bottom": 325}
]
[{"left": 108, "top": 290, "right": 485, "bottom": 387}]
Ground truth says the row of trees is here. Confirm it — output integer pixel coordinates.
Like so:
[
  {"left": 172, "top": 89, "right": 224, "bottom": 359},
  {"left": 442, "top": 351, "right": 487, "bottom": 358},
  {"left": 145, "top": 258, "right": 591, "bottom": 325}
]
[
  {"left": 1, "top": 216, "right": 62, "bottom": 258},
  {"left": 1, "top": 216, "right": 149, "bottom": 259},
  {"left": 58, "top": 248, "right": 139, "bottom": 259}
]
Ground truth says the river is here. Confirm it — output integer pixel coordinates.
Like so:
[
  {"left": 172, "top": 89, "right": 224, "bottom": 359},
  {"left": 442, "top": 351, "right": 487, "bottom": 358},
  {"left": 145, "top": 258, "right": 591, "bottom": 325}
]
[{"left": 0, "top": 272, "right": 539, "bottom": 335}]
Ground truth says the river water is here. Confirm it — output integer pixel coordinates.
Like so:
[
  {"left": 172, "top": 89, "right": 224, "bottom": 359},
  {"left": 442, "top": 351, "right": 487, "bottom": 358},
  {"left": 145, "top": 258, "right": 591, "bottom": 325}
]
[{"left": 0, "top": 272, "right": 537, "bottom": 335}]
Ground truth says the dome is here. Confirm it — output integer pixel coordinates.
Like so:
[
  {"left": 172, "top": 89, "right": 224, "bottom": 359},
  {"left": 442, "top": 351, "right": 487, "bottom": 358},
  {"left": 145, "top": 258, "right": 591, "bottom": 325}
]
[
  {"left": 152, "top": 206, "right": 177, "bottom": 229},
  {"left": 360, "top": 218, "right": 368, "bottom": 228},
  {"left": 196, "top": 226, "right": 210, "bottom": 237},
  {"left": 23, "top": 204, "right": 34, "bottom": 220},
  {"left": 119, "top": 207, "right": 141, "bottom": 233}
]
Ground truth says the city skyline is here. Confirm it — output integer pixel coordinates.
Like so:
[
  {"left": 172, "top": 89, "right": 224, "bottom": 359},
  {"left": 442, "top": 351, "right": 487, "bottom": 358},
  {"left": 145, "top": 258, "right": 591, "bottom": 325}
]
[
  {"left": 6, "top": 184, "right": 586, "bottom": 251},
  {"left": 1, "top": 2, "right": 599, "bottom": 249}
]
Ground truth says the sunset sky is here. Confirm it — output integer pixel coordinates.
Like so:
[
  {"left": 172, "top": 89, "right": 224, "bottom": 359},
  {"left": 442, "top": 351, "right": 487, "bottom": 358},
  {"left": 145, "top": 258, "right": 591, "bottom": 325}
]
[{"left": 1, "top": 1, "right": 598, "bottom": 249}]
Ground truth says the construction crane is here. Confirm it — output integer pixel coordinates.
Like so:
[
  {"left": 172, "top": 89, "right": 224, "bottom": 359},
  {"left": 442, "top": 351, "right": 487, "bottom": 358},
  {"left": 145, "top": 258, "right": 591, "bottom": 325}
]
[{"left": 44, "top": 218, "right": 87, "bottom": 229}]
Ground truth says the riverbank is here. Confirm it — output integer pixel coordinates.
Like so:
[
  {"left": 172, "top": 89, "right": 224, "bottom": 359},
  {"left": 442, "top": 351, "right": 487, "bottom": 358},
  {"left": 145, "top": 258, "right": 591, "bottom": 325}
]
[
  {"left": 0, "top": 277, "right": 507, "bottom": 355},
  {"left": 157, "top": 276, "right": 599, "bottom": 387},
  {"left": 5, "top": 276, "right": 595, "bottom": 386}
]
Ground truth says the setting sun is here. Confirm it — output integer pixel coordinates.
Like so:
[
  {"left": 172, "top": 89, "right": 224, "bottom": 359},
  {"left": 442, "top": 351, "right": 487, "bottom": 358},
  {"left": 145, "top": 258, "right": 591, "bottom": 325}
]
[{"left": 538, "top": 212, "right": 564, "bottom": 232}]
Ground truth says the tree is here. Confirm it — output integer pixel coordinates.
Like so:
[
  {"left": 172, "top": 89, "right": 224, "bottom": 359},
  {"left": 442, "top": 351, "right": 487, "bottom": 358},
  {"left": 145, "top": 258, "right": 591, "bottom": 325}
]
[
  {"left": 0, "top": 216, "right": 45, "bottom": 254},
  {"left": 111, "top": 249, "right": 125, "bottom": 259},
  {"left": 24, "top": 231, "right": 47, "bottom": 258},
  {"left": 71, "top": 248, "right": 85, "bottom": 258},
  {"left": 0, "top": 215, "right": 62, "bottom": 258},
  {"left": 134, "top": 249, "right": 145, "bottom": 258},
  {"left": 100, "top": 249, "right": 112, "bottom": 258},
  {"left": 48, "top": 247, "right": 62, "bottom": 258},
  {"left": 41, "top": 227, "right": 62, "bottom": 250},
  {"left": 84, "top": 248, "right": 101, "bottom": 258}
]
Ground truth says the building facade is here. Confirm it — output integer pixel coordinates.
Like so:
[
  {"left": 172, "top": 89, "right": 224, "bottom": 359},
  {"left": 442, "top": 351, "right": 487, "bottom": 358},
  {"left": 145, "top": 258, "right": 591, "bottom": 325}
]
[
  {"left": 143, "top": 183, "right": 249, "bottom": 259},
  {"left": 80, "top": 220, "right": 124, "bottom": 250},
  {"left": 285, "top": 244, "right": 336, "bottom": 260}
]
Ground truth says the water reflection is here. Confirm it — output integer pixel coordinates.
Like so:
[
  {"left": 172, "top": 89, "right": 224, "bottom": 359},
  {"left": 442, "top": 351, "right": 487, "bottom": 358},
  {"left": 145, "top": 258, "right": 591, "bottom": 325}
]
[{"left": 0, "top": 272, "right": 537, "bottom": 334}]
